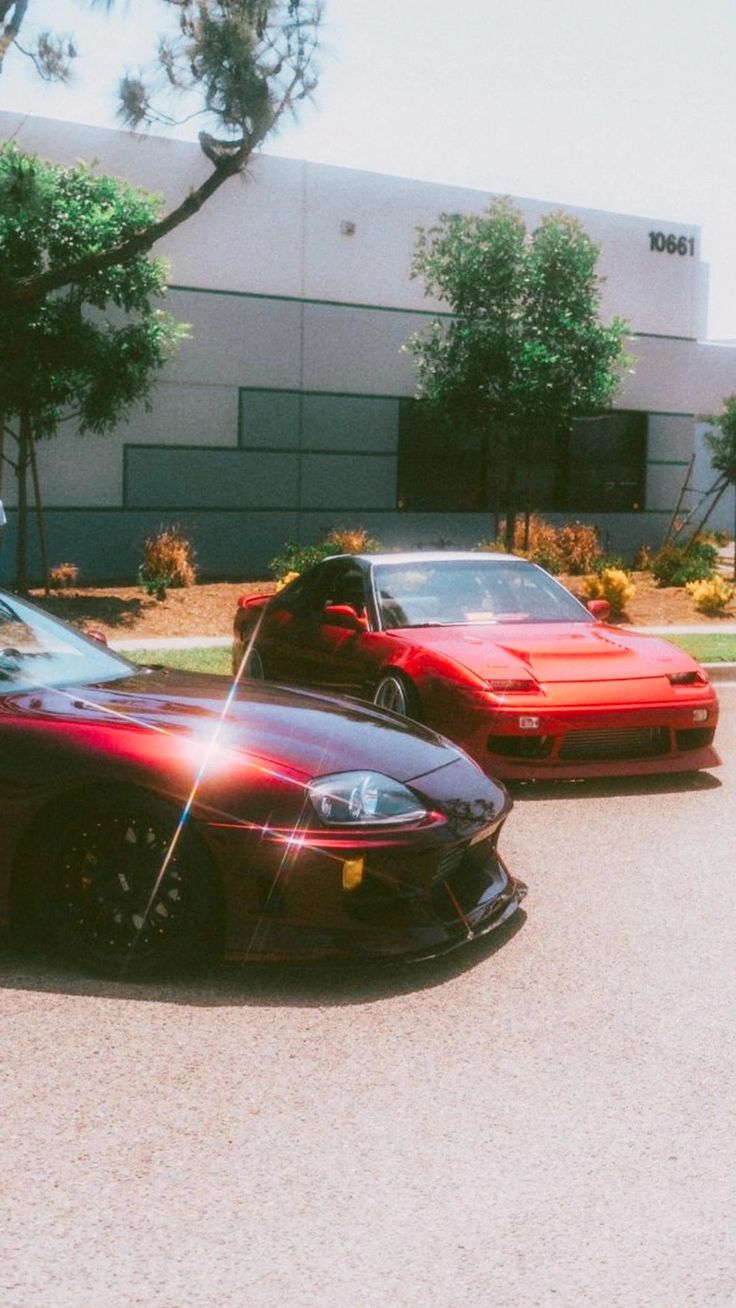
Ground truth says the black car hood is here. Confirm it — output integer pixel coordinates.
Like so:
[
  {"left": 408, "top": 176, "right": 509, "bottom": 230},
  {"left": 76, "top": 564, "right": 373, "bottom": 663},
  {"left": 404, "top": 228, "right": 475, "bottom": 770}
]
[{"left": 61, "top": 667, "right": 464, "bottom": 784}]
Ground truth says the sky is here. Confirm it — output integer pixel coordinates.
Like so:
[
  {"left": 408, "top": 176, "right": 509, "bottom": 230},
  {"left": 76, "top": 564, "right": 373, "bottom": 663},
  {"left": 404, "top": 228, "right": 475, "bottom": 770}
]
[{"left": 2, "top": 0, "right": 736, "bottom": 337}]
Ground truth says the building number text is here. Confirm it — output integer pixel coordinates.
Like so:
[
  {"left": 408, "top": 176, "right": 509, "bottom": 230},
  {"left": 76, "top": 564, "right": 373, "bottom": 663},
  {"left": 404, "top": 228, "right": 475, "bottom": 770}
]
[{"left": 648, "top": 231, "right": 695, "bottom": 256}]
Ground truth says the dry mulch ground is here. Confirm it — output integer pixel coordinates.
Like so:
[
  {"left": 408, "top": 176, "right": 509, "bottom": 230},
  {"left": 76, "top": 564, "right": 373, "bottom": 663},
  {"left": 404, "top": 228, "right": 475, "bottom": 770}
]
[
  {"left": 29, "top": 580, "right": 276, "bottom": 642},
  {"left": 27, "top": 571, "right": 736, "bottom": 641}
]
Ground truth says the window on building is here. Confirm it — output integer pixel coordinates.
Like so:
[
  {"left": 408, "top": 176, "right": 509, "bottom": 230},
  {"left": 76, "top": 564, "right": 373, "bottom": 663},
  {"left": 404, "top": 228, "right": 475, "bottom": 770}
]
[{"left": 397, "top": 400, "right": 647, "bottom": 513}]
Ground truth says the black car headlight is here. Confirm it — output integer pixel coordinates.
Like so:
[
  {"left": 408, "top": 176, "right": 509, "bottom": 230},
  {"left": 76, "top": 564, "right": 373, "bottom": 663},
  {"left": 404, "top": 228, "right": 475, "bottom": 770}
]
[{"left": 308, "top": 771, "right": 428, "bottom": 826}]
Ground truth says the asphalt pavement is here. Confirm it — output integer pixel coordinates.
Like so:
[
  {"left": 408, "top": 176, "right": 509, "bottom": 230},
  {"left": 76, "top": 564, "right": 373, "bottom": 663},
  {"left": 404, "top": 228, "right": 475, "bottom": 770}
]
[{"left": 1, "top": 692, "right": 734, "bottom": 1307}]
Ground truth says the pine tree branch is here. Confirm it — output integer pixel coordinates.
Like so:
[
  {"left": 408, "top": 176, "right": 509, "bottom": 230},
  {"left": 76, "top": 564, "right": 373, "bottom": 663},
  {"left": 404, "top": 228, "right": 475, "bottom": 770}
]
[{"left": 0, "top": 143, "right": 247, "bottom": 306}]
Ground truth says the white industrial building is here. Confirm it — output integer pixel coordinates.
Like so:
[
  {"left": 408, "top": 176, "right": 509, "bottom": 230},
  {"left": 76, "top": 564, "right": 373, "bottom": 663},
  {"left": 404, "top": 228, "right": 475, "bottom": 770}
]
[{"left": 1, "top": 111, "right": 734, "bottom": 580}]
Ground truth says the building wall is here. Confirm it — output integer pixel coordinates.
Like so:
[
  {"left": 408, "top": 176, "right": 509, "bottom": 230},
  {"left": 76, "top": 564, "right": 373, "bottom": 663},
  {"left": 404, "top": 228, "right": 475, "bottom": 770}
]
[{"left": 1, "top": 112, "right": 735, "bottom": 581}]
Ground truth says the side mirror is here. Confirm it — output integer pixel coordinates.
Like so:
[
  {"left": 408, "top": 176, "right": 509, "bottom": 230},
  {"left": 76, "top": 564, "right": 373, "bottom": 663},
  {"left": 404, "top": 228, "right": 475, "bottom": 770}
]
[
  {"left": 322, "top": 604, "right": 367, "bottom": 631},
  {"left": 86, "top": 629, "right": 108, "bottom": 646},
  {"left": 587, "top": 599, "right": 611, "bottom": 622}
]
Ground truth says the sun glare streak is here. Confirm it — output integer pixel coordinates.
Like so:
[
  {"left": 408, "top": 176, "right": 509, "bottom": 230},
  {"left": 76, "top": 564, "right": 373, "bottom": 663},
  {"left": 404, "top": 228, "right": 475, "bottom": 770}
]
[
  {"left": 125, "top": 606, "right": 271, "bottom": 969},
  {"left": 244, "top": 784, "right": 317, "bottom": 956}
]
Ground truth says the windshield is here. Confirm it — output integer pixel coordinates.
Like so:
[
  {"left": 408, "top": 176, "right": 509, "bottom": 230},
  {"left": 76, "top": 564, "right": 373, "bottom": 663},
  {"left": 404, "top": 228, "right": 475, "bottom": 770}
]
[
  {"left": 372, "top": 559, "right": 592, "bottom": 628},
  {"left": 0, "top": 592, "right": 135, "bottom": 691}
]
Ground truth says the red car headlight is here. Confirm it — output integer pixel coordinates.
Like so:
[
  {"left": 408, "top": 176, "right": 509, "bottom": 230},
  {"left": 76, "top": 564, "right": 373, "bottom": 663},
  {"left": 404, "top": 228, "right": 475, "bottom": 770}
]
[{"left": 667, "top": 670, "right": 708, "bottom": 686}]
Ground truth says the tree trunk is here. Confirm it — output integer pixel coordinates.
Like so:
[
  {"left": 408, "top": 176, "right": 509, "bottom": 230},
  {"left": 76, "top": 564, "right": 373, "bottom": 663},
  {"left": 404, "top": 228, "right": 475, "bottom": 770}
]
[
  {"left": 522, "top": 427, "right": 534, "bottom": 551},
  {"left": 15, "top": 407, "right": 31, "bottom": 593},
  {"left": 503, "top": 431, "right": 518, "bottom": 553},
  {"left": 28, "top": 428, "right": 50, "bottom": 595}
]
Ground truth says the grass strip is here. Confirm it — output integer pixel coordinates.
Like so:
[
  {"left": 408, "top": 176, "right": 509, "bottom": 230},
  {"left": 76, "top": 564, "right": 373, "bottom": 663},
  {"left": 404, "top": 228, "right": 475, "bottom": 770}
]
[
  {"left": 664, "top": 634, "right": 736, "bottom": 662},
  {"left": 124, "top": 647, "right": 231, "bottom": 675},
  {"left": 122, "top": 634, "right": 736, "bottom": 679}
]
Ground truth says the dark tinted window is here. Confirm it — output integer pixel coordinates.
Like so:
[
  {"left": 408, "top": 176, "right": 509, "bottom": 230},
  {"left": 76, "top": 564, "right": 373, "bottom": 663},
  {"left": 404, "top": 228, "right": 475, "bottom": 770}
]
[{"left": 397, "top": 400, "right": 647, "bottom": 513}]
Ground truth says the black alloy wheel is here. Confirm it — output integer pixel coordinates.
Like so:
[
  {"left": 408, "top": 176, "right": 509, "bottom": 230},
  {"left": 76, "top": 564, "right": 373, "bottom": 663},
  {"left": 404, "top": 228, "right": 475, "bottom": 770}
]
[{"left": 39, "top": 792, "right": 220, "bottom": 978}]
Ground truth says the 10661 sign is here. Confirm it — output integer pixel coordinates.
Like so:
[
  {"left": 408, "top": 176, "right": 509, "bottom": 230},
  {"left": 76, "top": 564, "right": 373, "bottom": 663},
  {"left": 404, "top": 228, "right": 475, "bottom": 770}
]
[{"left": 649, "top": 231, "right": 695, "bottom": 256}]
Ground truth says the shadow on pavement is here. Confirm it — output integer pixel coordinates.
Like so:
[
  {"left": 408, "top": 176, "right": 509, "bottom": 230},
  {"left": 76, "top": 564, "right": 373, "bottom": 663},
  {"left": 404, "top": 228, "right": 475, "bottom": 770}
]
[
  {"left": 0, "top": 908, "right": 526, "bottom": 1009},
  {"left": 509, "top": 769, "right": 722, "bottom": 802}
]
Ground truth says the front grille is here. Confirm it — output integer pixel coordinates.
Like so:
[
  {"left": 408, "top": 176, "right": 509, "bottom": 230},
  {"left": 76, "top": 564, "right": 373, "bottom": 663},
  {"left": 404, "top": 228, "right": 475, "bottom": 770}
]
[
  {"left": 430, "top": 837, "right": 503, "bottom": 921},
  {"left": 487, "top": 734, "right": 552, "bottom": 759},
  {"left": 435, "top": 844, "right": 466, "bottom": 881},
  {"left": 559, "top": 726, "right": 670, "bottom": 762}
]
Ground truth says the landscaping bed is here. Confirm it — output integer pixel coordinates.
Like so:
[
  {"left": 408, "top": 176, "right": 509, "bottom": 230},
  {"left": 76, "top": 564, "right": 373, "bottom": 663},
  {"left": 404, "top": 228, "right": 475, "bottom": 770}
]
[{"left": 27, "top": 569, "right": 736, "bottom": 642}]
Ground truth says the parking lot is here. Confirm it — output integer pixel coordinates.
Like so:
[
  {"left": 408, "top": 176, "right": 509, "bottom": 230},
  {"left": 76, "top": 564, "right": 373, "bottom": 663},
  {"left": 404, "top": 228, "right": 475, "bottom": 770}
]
[{"left": 1, "top": 684, "right": 734, "bottom": 1308}]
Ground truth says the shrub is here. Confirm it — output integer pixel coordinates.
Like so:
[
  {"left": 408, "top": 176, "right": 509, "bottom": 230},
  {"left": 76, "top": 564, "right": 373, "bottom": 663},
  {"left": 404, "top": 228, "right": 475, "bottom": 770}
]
[
  {"left": 49, "top": 562, "right": 79, "bottom": 589},
  {"left": 274, "top": 569, "right": 301, "bottom": 592},
  {"left": 582, "top": 567, "right": 636, "bottom": 617},
  {"left": 590, "top": 553, "right": 628, "bottom": 574},
  {"left": 632, "top": 543, "right": 653, "bottom": 571},
  {"left": 686, "top": 575, "right": 735, "bottom": 615},
  {"left": 139, "top": 526, "right": 196, "bottom": 598},
  {"left": 269, "top": 540, "right": 333, "bottom": 581},
  {"left": 554, "top": 522, "right": 602, "bottom": 574},
  {"left": 269, "top": 526, "right": 382, "bottom": 582},
  {"left": 326, "top": 526, "right": 381, "bottom": 555},
  {"left": 650, "top": 539, "right": 718, "bottom": 587},
  {"left": 487, "top": 515, "right": 602, "bottom": 574},
  {"left": 513, "top": 514, "right": 565, "bottom": 572}
]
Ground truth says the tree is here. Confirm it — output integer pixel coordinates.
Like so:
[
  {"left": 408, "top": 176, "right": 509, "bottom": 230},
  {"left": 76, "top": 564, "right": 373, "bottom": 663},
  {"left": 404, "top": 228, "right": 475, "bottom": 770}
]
[
  {"left": 0, "top": 1, "right": 321, "bottom": 307},
  {"left": 0, "top": 141, "right": 186, "bottom": 590},
  {"left": 700, "top": 395, "right": 736, "bottom": 578},
  {"left": 408, "top": 197, "right": 630, "bottom": 550}
]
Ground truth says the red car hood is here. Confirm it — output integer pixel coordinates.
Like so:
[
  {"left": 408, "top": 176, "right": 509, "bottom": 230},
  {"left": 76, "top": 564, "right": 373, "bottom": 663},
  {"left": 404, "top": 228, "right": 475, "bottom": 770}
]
[{"left": 399, "top": 622, "right": 699, "bottom": 685}]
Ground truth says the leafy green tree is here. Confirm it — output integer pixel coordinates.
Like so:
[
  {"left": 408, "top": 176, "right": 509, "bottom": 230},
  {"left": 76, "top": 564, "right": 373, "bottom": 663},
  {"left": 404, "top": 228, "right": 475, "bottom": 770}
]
[
  {"left": 701, "top": 395, "right": 736, "bottom": 576},
  {"left": 0, "top": 141, "right": 186, "bottom": 590},
  {"left": 0, "top": 1, "right": 321, "bottom": 307},
  {"left": 408, "top": 197, "right": 630, "bottom": 549}
]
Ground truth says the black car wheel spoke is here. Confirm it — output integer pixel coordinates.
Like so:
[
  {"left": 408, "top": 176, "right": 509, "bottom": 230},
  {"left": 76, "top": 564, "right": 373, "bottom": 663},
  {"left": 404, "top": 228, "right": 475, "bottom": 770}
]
[{"left": 37, "top": 794, "right": 220, "bottom": 976}]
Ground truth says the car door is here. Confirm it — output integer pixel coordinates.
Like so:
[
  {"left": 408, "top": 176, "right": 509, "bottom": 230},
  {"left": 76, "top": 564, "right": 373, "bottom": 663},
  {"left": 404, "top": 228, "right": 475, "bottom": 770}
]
[
  {"left": 253, "top": 568, "right": 328, "bottom": 685},
  {"left": 307, "top": 560, "right": 375, "bottom": 696}
]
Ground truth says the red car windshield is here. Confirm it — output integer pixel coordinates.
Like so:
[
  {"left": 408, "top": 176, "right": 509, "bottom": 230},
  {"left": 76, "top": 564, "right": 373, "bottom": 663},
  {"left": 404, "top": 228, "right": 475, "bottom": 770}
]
[
  {"left": 372, "top": 559, "right": 592, "bottom": 628},
  {"left": 0, "top": 592, "right": 134, "bottom": 691}
]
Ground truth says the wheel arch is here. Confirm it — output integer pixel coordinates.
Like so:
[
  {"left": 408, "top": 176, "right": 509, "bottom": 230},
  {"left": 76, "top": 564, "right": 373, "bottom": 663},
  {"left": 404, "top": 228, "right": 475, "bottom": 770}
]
[{"left": 9, "top": 781, "right": 226, "bottom": 942}]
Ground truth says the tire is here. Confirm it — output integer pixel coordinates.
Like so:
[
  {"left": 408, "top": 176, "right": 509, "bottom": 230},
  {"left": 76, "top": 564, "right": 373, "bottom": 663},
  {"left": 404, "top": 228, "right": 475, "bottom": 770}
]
[
  {"left": 372, "top": 672, "right": 421, "bottom": 719},
  {"left": 34, "top": 790, "right": 222, "bottom": 979},
  {"left": 232, "top": 641, "right": 264, "bottom": 679}
]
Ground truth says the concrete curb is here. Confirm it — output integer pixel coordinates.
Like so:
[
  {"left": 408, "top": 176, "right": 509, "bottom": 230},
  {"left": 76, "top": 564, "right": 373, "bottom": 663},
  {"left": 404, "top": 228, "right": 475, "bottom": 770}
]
[{"left": 706, "top": 663, "right": 736, "bottom": 683}]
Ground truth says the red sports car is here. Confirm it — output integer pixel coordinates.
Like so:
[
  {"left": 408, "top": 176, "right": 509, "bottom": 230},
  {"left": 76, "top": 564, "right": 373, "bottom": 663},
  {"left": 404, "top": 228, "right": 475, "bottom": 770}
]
[
  {"left": 233, "top": 551, "right": 720, "bottom": 781},
  {"left": 0, "top": 588, "right": 524, "bottom": 976}
]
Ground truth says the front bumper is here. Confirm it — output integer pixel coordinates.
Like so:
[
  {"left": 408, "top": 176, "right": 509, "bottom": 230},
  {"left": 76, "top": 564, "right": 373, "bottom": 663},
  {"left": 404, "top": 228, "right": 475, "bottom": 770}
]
[
  {"left": 202, "top": 804, "right": 525, "bottom": 963},
  {"left": 456, "top": 693, "right": 721, "bottom": 781}
]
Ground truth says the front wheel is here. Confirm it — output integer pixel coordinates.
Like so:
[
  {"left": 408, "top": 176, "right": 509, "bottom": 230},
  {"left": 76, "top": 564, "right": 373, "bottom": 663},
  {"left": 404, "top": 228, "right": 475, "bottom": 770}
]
[
  {"left": 34, "top": 791, "right": 221, "bottom": 978},
  {"left": 372, "top": 672, "right": 420, "bottom": 719}
]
